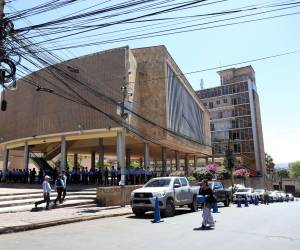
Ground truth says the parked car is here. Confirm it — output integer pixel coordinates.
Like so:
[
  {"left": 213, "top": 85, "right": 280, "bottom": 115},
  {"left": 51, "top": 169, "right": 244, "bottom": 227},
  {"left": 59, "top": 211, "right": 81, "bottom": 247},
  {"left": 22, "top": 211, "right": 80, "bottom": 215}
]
[
  {"left": 269, "top": 191, "right": 280, "bottom": 202},
  {"left": 194, "top": 181, "right": 232, "bottom": 207},
  {"left": 229, "top": 184, "right": 245, "bottom": 193},
  {"left": 130, "top": 177, "right": 199, "bottom": 217},
  {"left": 254, "top": 189, "right": 265, "bottom": 202},
  {"left": 286, "top": 193, "right": 294, "bottom": 201},
  {"left": 277, "top": 191, "right": 288, "bottom": 202},
  {"left": 233, "top": 188, "right": 255, "bottom": 203}
]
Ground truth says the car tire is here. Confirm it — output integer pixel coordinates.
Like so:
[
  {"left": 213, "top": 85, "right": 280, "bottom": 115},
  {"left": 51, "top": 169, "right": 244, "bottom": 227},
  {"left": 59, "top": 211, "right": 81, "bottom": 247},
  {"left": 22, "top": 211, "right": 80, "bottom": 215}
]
[
  {"left": 224, "top": 197, "right": 230, "bottom": 207},
  {"left": 132, "top": 209, "right": 145, "bottom": 217},
  {"left": 162, "top": 199, "right": 175, "bottom": 217},
  {"left": 190, "top": 196, "right": 198, "bottom": 212}
]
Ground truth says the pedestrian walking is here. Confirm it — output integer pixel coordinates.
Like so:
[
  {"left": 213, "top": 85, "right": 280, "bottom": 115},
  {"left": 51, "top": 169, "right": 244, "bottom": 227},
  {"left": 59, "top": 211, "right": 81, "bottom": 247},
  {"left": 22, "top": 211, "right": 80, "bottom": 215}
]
[
  {"left": 54, "top": 175, "right": 64, "bottom": 205},
  {"left": 199, "top": 179, "right": 216, "bottom": 230},
  {"left": 38, "top": 168, "right": 44, "bottom": 184},
  {"left": 35, "top": 175, "right": 52, "bottom": 210},
  {"left": 104, "top": 167, "right": 109, "bottom": 186},
  {"left": 263, "top": 189, "right": 269, "bottom": 205},
  {"left": 61, "top": 171, "right": 67, "bottom": 202},
  {"left": 111, "top": 166, "right": 116, "bottom": 186}
]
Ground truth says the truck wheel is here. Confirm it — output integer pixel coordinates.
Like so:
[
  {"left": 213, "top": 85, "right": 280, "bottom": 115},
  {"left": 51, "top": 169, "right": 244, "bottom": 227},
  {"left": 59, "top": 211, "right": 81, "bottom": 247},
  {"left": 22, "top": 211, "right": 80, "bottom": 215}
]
[
  {"left": 132, "top": 209, "right": 145, "bottom": 217},
  {"left": 190, "top": 196, "right": 198, "bottom": 212},
  {"left": 162, "top": 199, "right": 175, "bottom": 217},
  {"left": 224, "top": 197, "right": 230, "bottom": 207}
]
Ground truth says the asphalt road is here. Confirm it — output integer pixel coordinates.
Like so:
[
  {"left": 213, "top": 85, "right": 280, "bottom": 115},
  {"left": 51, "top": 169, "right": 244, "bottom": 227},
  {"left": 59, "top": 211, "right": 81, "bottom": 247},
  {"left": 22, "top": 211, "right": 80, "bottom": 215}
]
[{"left": 1, "top": 201, "right": 300, "bottom": 250}]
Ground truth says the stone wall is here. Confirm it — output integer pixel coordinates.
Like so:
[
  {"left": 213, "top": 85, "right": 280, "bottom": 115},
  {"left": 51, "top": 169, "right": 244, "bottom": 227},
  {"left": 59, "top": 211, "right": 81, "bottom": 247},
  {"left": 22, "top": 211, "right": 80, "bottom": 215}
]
[
  {"left": 96, "top": 185, "right": 142, "bottom": 206},
  {"left": 223, "top": 177, "right": 266, "bottom": 189}
]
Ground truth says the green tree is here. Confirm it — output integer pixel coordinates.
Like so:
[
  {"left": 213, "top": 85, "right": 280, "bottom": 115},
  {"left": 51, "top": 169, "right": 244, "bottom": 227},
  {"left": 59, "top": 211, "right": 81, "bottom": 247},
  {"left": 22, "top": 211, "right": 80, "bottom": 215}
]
[
  {"left": 274, "top": 168, "right": 290, "bottom": 179},
  {"left": 265, "top": 153, "right": 275, "bottom": 174},
  {"left": 289, "top": 161, "right": 300, "bottom": 178}
]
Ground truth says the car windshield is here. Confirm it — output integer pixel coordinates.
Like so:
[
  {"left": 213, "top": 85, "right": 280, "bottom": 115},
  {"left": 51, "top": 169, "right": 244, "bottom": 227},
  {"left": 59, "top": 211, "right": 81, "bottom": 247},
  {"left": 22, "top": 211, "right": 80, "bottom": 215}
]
[
  {"left": 255, "top": 189, "right": 264, "bottom": 193},
  {"left": 237, "top": 188, "right": 251, "bottom": 192},
  {"left": 144, "top": 178, "right": 171, "bottom": 187}
]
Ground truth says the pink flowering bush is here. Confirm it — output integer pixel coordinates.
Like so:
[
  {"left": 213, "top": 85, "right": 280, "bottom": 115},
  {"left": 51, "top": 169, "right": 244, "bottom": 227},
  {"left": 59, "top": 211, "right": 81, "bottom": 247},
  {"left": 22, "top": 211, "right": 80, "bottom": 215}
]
[
  {"left": 234, "top": 168, "right": 249, "bottom": 178},
  {"left": 205, "top": 163, "right": 218, "bottom": 172}
]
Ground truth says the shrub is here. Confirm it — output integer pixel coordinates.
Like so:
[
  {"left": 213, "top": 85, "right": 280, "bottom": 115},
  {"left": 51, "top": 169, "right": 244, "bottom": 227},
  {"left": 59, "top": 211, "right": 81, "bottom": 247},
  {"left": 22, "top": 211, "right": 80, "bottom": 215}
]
[{"left": 193, "top": 168, "right": 214, "bottom": 181}]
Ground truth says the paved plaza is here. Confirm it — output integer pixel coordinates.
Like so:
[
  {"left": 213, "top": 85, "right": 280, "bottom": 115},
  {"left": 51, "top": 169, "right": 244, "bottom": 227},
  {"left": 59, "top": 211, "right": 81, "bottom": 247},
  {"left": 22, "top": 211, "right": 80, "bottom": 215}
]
[{"left": 0, "top": 201, "right": 299, "bottom": 250}]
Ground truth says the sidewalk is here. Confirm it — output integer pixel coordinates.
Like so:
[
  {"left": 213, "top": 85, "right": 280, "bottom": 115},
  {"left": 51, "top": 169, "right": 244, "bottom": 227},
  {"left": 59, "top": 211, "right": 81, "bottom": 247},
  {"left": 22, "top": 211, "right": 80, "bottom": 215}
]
[{"left": 0, "top": 204, "right": 132, "bottom": 235}]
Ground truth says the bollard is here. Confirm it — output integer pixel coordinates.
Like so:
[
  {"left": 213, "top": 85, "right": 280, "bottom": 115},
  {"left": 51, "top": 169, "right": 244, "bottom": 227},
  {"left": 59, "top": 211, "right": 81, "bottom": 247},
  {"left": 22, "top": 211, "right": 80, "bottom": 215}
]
[
  {"left": 151, "top": 197, "right": 163, "bottom": 223},
  {"left": 212, "top": 203, "right": 219, "bottom": 213},
  {"left": 237, "top": 197, "right": 242, "bottom": 208},
  {"left": 245, "top": 197, "right": 249, "bottom": 207}
]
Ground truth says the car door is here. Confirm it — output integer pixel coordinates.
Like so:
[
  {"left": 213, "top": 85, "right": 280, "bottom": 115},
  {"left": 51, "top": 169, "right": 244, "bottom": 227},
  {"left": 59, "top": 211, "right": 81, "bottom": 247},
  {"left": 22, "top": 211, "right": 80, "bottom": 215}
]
[
  {"left": 213, "top": 182, "right": 223, "bottom": 202},
  {"left": 180, "top": 177, "right": 191, "bottom": 204},
  {"left": 173, "top": 178, "right": 183, "bottom": 205}
]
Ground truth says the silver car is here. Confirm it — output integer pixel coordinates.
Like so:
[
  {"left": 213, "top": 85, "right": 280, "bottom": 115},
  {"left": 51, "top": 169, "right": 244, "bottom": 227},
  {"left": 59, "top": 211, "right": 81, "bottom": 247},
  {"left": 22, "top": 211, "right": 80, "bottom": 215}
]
[{"left": 130, "top": 177, "right": 199, "bottom": 217}]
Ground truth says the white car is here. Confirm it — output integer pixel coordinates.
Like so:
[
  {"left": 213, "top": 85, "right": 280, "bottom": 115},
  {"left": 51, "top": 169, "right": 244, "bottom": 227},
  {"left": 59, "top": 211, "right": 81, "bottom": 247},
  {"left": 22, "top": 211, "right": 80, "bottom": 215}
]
[
  {"left": 286, "top": 193, "right": 294, "bottom": 201},
  {"left": 233, "top": 188, "right": 255, "bottom": 203},
  {"left": 254, "top": 189, "right": 265, "bottom": 202},
  {"left": 269, "top": 191, "right": 280, "bottom": 202},
  {"left": 277, "top": 191, "right": 288, "bottom": 202},
  {"left": 130, "top": 177, "right": 199, "bottom": 217}
]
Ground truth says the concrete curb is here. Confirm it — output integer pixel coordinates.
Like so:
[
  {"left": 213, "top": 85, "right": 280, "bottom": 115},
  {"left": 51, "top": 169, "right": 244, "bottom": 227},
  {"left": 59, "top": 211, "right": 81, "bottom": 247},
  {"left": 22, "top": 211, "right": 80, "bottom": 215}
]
[{"left": 0, "top": 211, "right": 133, "bottom": 235}]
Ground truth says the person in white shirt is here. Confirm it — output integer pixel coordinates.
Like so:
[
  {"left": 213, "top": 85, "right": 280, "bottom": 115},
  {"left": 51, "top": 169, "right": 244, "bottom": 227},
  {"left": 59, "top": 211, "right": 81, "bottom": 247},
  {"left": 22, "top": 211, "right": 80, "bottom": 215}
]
[{"left": 35, "top": 175, "right": 52, "bottom": 210}]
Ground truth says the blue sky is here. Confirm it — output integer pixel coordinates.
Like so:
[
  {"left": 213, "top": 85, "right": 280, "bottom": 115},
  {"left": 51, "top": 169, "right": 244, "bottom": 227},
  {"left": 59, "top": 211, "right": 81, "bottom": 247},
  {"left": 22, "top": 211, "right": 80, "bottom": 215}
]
[{"left": 9, "top": 0, "right": 300, "bottom": 164}]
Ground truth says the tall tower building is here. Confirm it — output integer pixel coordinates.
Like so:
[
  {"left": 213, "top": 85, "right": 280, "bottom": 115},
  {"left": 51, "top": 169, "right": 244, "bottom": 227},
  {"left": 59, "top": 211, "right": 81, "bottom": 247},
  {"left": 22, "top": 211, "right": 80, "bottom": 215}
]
[{"left": 196, "top": 66, "right": 266, "bottom": 176}]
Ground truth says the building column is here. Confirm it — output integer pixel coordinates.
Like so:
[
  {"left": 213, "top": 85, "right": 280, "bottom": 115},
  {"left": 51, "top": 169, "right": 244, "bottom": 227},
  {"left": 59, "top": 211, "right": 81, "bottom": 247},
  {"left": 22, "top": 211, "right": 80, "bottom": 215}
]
[
  {"left": 2, "top": 146, "right": 9, "bottom": 180},
  {"left": 205, "top": 157, "right": 209, "bottom": 165},
  {"left": 248, "top": 79, "right": 261, "bottom": 173},
  {"left": 91, "top": 151, "right": 96, "bottom": 169},
  {"left": 60, "top": 136, "right": 67, "bottom": 172},
  {"left": 175, "top": 151, "right": 180, "bottom": 171},
  {"left": 126, "top": 149, "right": 131, "bottom": 168},
  {"left": 144, "top": 143, "right": 149, "bottom": 169},
  {"left": 193, "top": 155, "right": 197, "bottom": 169},
  {"left": 161, "top": 147, "right": 167, "bottom": 177},
  {"left": 184, "top": 154, "right": 189, "bottom": 176},
  {"left": 23, "top": 142, "right": 29, "bottom": 171},
  {"left": 98, "top": 138, "right": 104, "bottom": 169},
  {"left": 117, "top": 129, "right": 126, "bottom": 207},
  {"left": 73, "top": 153, "right": 78, "bottom": 169}
]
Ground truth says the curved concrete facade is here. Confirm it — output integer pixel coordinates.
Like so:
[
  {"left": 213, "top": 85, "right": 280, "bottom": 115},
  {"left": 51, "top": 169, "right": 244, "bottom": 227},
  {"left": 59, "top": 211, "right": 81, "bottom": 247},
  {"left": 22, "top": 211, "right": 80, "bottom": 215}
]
[{"left": 0, "top": 45, "right": 211, "bottom": 173}]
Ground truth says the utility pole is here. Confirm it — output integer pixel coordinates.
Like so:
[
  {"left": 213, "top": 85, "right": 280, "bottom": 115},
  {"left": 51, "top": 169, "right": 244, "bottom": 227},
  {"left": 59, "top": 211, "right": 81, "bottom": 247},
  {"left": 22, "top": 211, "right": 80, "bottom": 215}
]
[
  {"left": 0, "top": 0, "right": 5, "bottom": 111},
  {"left": 118, "top": 77, "right": 129, "bottom": 207},
  {"left": 225, "top": 140, "right": 235, "bottom": 195},
  {"left": 0, "top": 1, "right": 4, "bottom": 39}
]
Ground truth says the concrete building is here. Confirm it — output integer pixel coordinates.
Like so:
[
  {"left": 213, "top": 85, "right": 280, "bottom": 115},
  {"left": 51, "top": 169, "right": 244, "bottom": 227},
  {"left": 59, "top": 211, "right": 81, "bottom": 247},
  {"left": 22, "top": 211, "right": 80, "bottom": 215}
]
[
  {"left": 0, "top": 45, "right": 212, "bottom": 178},
  {"left": 196, "top": 66, "right": 266, "bottom": 177}
]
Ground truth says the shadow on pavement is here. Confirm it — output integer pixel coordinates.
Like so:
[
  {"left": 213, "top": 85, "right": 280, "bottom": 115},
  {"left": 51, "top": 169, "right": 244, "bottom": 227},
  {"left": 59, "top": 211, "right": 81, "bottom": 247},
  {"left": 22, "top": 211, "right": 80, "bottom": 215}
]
[
  {"left": 126, "top": 208, "right": 196, "bottom": 220},
  {"left": 193, "top": 227, "right": 214, "bottom": 231}
]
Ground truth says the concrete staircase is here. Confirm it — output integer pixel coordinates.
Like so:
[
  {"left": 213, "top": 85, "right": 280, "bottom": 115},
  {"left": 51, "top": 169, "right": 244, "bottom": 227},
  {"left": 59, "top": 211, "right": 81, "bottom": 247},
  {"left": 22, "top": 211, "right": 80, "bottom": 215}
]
[{"left": 0, "top": 188, "right": 97, "bottom": 213}]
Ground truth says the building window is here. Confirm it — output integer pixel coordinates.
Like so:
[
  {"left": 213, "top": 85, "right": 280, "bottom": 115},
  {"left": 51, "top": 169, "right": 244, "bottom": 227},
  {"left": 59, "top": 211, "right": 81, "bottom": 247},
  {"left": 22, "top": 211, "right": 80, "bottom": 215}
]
[
  {"left": 209, "top": 102, "right": 214, "bottom": 109},
  {"left": 210, "top": 123, "right": 215, "bottom": 131},
  {"left": 203, "top": 102, "right": 207, "bottom": 107},
  {"left": 223, "top": 98, "right": 227, "bottom": 104},
  {"left": 216, "top": 100, "right": 220, "bottom": 105},
  {"left": 234, "top": 143, "right": 241, "bottom": 153},
  {"left": 231, "top": 98, "right": 238, "bottom": 105},
  {"left": 218, "top": 112, "right": 223, "bottom": 119}
]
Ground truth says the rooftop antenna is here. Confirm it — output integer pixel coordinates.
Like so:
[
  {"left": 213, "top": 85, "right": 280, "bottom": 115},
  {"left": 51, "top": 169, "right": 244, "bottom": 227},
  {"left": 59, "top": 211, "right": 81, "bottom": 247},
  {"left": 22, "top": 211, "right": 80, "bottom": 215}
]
[{"left": 200, "top": 79, "right": 204, "bottom": 90}]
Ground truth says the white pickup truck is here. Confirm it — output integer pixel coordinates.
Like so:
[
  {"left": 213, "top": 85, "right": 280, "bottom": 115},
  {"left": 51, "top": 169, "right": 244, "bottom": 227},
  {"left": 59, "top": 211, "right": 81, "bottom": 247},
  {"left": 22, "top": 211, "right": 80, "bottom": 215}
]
[{"left": 130, "top": 177, "right": 199, "bottom": 217}]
